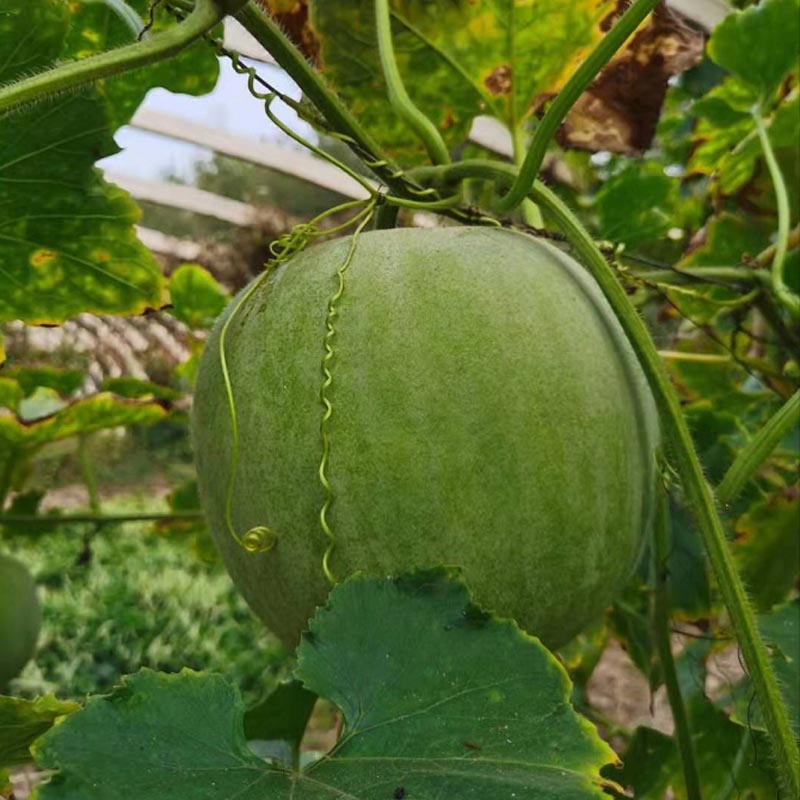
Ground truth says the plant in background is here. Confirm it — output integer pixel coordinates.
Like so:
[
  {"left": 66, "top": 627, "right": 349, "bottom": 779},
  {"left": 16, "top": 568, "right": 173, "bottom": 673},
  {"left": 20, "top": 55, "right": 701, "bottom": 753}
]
[{"left": 0, "top": 0, "right": 798, "bottom": 798}]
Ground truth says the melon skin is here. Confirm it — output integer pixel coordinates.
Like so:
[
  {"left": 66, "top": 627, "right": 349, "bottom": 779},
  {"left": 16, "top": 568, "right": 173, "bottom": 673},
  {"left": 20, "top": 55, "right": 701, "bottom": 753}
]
[
  {"left": 0, "top": 554, "right": 41, "bottom": 688},
  {"left": 193, "top": 227, "right": 659, "bottom": 649}
]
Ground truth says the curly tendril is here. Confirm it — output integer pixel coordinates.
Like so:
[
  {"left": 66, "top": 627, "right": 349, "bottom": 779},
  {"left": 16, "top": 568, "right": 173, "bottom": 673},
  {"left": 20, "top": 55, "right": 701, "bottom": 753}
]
[{"left": 318, "top": 202, "right": 377, "bottom": 585}]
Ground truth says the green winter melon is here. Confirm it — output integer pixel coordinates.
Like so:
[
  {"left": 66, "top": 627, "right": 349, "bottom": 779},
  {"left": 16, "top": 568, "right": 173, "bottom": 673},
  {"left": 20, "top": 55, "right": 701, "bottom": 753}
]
[
  {"left": 0, "top": 554, "right": 41, "bottom": 688},
  {"left": 193, "top": 226, "right": 659, "bottom": 648}
]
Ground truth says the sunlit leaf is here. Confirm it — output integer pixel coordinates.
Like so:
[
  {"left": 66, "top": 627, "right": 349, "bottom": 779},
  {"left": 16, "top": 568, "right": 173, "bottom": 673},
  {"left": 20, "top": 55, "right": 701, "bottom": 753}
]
[
  {"left": 0, "top": 393, "right": 167, "bottom": 488},
  {"left": 300, "top": 0, "right": 699, "bottom": 161},
  {"left": 689, "top": 78, "right": 799, "bottom": 196}
]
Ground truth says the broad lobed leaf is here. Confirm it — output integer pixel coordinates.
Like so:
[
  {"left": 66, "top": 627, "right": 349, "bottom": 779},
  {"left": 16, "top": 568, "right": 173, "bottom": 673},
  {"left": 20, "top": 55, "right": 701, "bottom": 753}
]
[{"left": 33, "top": 571, "right": 618, "bottom": 799}]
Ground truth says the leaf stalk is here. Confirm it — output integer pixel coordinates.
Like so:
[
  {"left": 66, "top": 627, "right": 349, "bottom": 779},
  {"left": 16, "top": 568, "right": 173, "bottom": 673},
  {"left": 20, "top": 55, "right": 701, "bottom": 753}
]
[
  {"left": 754, "top": 114, "right": 800, "bottom": 320},
  {"left": 652, "top": 492, "right": 702, "bottom": 800},
  {"left": 374, "top": 0, "right": 450, "bottom": 165}
]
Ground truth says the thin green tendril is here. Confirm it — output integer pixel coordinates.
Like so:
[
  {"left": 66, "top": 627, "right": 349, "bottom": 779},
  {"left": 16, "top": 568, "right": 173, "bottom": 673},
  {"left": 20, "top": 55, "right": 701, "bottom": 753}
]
[
  {"left": 318, "top": 202, "right": 377, "bottom": 585},
  {"left": 218, "top": 275, "right": 274, "bottom": 553},
  {"left": 218, "top": 199, "right": 372, "bottom": 554},
  {"left": 202, "top": 35, "right": 378, "bottom": 198}
]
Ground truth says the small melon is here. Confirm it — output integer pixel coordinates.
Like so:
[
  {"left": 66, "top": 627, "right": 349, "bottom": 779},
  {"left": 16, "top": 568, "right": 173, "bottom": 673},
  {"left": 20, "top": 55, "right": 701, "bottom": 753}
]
[{"left": 0, "top": 553, "right": 41, "bottom": 688}]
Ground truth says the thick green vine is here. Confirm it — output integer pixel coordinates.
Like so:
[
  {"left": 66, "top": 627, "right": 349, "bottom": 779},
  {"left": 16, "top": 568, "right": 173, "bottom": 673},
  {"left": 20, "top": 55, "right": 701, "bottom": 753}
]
[{"left": 234, "top": 2, "right": 431, "bottom": 200}]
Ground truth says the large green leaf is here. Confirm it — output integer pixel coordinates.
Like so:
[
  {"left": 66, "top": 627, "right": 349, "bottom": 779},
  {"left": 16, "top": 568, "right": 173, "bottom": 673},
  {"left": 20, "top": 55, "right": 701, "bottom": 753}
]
[
  {"left": 0, "top": 695, "right": 79, "bottom": 769},
  {"left": 707, "top": 0, "right": 800, "bottom": 97},
  {"left": 34, "top": 571, "right": 617, "bottom": 798},
  {"left": 0, "top": 0, "right": 163, "bottom": 324}
]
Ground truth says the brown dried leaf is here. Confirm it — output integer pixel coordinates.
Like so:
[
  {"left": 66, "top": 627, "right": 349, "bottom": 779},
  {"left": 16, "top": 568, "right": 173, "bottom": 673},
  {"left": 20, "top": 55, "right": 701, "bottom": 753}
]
[{"left": 558, "top": 2, "right": 704, "bottom": 155}]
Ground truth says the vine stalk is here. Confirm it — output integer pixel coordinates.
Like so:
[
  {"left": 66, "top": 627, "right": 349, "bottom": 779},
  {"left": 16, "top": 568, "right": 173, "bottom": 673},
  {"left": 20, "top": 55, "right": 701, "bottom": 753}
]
[{"left": 234, "top": 2, "right": 424, "bottom": 198}]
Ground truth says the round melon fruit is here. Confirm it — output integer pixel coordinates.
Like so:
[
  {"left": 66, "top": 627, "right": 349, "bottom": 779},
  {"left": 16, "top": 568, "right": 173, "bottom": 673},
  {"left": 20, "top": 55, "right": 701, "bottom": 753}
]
[
  {"left": 192, "top": 226, "right": 659, "bottom": 648},
  {"left": 0, "top": 553, "right": 41, "bottom": 688}
]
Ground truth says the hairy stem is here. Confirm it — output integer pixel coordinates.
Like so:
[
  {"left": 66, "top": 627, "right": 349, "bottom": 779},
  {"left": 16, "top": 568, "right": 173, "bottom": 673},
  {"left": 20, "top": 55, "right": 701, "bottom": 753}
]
[
  {"left": 410, "top": 158, "right": 800, "bottom": 794},
  {"left": 652, "top": 493, "right": 702, "bottom": 800},
  {"left": 754, "top": 114, "right": 800, "bottom": 320},
  {"left": 495, "top": 0, "right": 660, "bottom": 212},
  {"left": 534, "top": 182, "right": 800, "bottom": 798},
  {"left": 374, "top": 0, "right": 450, "bottom": 164},
  {"left": 717, "top": 390, "right": 800, "bottom": 506},
  {"left": 0, "top": 0, "right": 226, "bottom": 116}
]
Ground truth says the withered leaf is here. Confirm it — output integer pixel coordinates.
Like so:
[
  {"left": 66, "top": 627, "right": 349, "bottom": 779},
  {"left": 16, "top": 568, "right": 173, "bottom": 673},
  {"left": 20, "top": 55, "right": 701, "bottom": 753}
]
[{"left": 558, "top": 3, "right": 704, "bottom": 155}]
